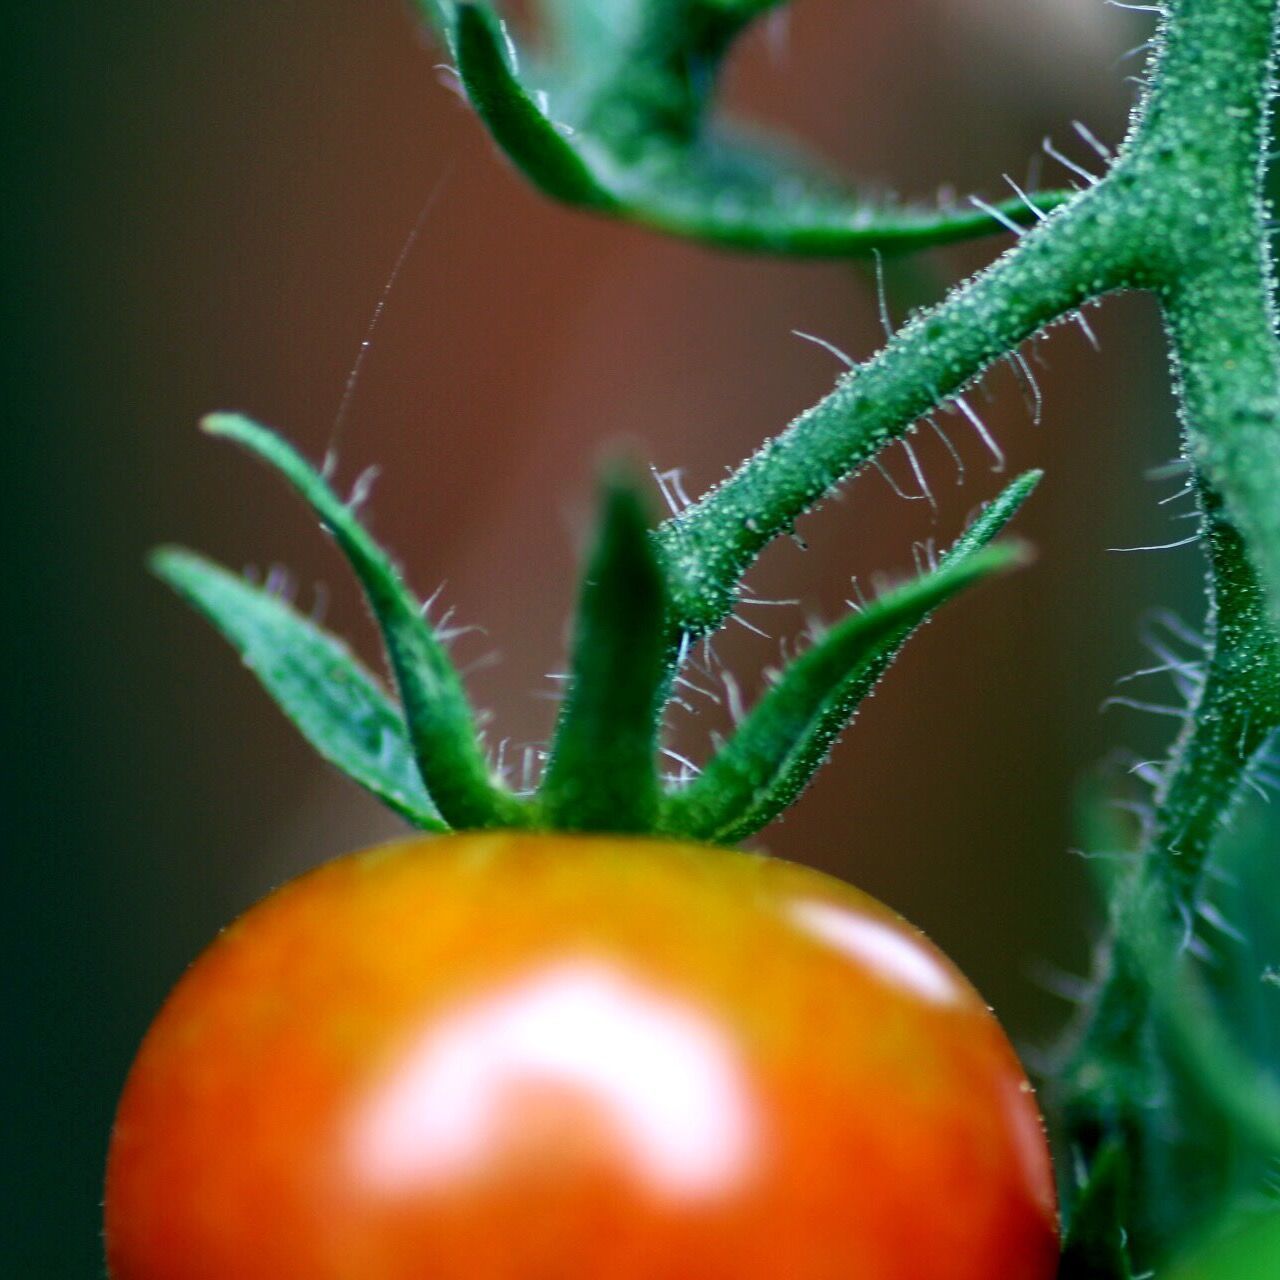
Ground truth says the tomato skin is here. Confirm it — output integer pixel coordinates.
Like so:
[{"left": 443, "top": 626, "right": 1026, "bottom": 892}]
[{"left": 105, "top": 834, "right": 1058, "bottom": 1280}]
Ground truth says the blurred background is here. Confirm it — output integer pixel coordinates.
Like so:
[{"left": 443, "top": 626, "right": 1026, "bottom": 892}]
[{"left": 5, "top": 1, "right": 1203, "bottom": 1271}]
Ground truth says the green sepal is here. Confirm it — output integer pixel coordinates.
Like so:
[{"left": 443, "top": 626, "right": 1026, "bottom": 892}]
[
  {"left": 201, "top": 414, "right": 527, "bottom": 831},
  {"left": 538, "top": 475, "right": 667, "bottom": 832},
  {"left": 661, "top": 471, "right": 1040, "bottom": 844},
  {"left": 150, "top": 547, "right": 447, "bottom": 832},
  {"left": 430, "top": 4, "right": 1069, "bottom": 257},
  {"left": 452, "top": 4, "right": 618, "bottom": 208}
]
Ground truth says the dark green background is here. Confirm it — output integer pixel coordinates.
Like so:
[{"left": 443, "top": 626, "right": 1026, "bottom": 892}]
[{"left": 6, "top": 2, "right": 1194, "bottom": 1272}]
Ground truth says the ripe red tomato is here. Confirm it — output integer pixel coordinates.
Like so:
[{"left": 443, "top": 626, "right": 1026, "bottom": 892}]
[{"left": 106, "top": 834, "right": 1059, "bottom": 1279}]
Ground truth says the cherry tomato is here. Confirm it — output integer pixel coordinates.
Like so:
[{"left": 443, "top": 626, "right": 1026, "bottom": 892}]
[{"left": 105, "top": 833, "right": 1059, "bottom": 1279}]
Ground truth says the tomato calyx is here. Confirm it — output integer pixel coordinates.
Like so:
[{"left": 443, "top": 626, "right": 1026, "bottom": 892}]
[{"left": 153, "top": 414, "right": 1034, "bottom": 842}]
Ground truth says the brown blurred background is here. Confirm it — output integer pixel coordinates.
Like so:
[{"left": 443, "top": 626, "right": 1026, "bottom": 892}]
[{"left": 5, "top": 1, "right": 1202, "bottom": 1271}]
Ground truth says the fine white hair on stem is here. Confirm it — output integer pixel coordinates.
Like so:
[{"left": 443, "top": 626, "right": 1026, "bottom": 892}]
[
  {"left": 729, "top": 611, "right": 772, "bottom": 639},
  {"left": 1158, "top": 483, "right": 1196, "bottom": 506},
  {"left": 720, "top": 666, "right": 747, "bottom": 726},
  {"left": 1116, "top": 39, "right": 1157, "bottom": 67},
  {"left": 519, "top": 745, "right": 538, "bottom": 795},
  {"left": 673, "top": 672, "right": 720, "bottom": 709},
  {"left": 1197, "top": 901, "right": 1249, "bottom": 943},
  {"left": 1115, "top": 658, "right": 1203, "bottom": 690},
  {"left": 437, "top": 621, "right": 488, "bottom": 644},
  {"left": 651, "top": 466, "right": 693, "bottom": 512},
  {"left": 1006, "top": 351, "right": 1044, "bottom": 425},
  {"left": 1147, "top": 457, "right": 1192, "bottom": 481},
  {"left": 952, "top": 394, "right": 1006, "bottom": 472},
  {"left": 1072, "top": 120, "right": 1113, "bottom": 160},
  {"left": 419, "top": 582, "right": 448, "bottom": 620},
  {"left": 1128, "top": 759, "right": 1167, "bottom": 788},
  {"left": 348, "top": 465, "right": 381, "bottom": 511},
  {"left": 791, "top": 328, "right": 855, "bottom": 368},
  {"left": 649, "top": 464, "right": 682, "bottom": 516},
  {"left": 1147, "top": 609, "right": 1206, "bottom": 650},
  {"left": 926, "top": 414, "right": 966, "bottom": 484},
  {"left": 1102, "top": 695, "right": 1190, "bottom": 718},
  {"left": 846, "top": 576, "right": 870, "bottom": 613},
  {"left": 871, "top": 455, "right": 926, "bottom": 503},
  {"left": 458, "top": 651, "right": 501, "bottom": 678},
  {"left": 967, "top": 194, "right": 1024, "bottom": 236},
  {"left": 900, "top": 435, "right": 937, "bottom": 513},
  {"left": 1071, "top": 307, "right": 1102, "bottom": 351},
  {"left": 1109, "top": 533, "right": 1201, "bottom": 552},
  {"left": 1003, "top": 175, "right": 1047, "bottom": 221},
  {"left": 433, "top": 64, "right": 468, "bottom": 101},
  {"left": 661, "top": 746, "right": 703, "bottom": 779},
  {"left": 675, "top": 630, "right": 693, "bottom": 673},
  {"left": 871, "top": 249, "right": 894, "bottom": 339},
  {"left": 1043, "top": 136, "right": 1100, "bottom": 186}
]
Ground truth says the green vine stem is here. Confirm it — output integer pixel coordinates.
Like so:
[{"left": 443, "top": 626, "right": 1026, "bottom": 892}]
[
  {"left": 1057, "top": 472, "right": 1280, "bottom": 1269},
  {"left": 422, "top": 1, "right": 1072, "bottom": 256},
  {"left": 654, "top": 185, "right": 1131, "bottom": 635},
  {"left": 656, "top": 2, "right": 1280, "bottom": 645}
]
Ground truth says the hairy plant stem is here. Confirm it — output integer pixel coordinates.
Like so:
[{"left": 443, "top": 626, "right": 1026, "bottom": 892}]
[
  {"left": 657, "top": 0, "right": 1280, "bottom": 639},
  {"left": 656, "top": 183, "right": 1137, "bottom": 634},
  {"left": 1058, "top": 3, "right": 1280, "bottom": 1268}
]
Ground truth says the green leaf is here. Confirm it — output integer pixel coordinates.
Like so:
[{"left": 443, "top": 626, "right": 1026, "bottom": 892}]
[
  {"left": 428, "top": 3, "right": 1070, "bottom": 257},
  {"left": 538, "top": 475, "right": 667, "bottom": 832},
  {"left": 150, "top": 548, "right": 447, "bottom": 831},
  {"left": 661, "top": 471, "right": 1039, "bottom": 844},
  {"left": 201, "top": 414, "right": 527, "bottom": 831},
  {"left": 452, "top": 4, "right": 617, "bottom": 208}
]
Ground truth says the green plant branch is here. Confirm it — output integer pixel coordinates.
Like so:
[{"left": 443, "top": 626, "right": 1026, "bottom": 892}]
[
  {"left": 655, "top": 181, "right": 1132, "bottom": 636},
  {"left": 426, "top": 1, "right": 1073, "bottom": 257},
  {"left": 1139, "top": 0, "right": 1280, "bottom": 635},
  {"left": 1147, "top": 485, "right": 1280, "bottom": 908},
  {"left": 1051, "top": 1, "right": 1280, "bottom": 1243},
  {"left": 1058, "top": 478, "right": 1280, "bottom": 1265}
]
